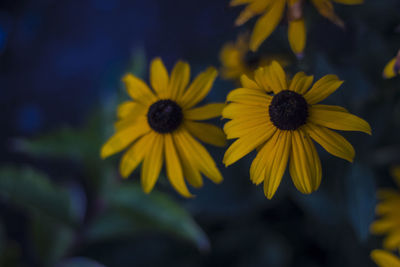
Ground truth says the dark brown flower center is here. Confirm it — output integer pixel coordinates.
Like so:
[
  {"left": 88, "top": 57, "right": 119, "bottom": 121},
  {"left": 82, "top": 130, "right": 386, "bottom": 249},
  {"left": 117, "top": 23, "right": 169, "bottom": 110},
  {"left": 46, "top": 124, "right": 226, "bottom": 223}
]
[
  {"left": 147, "top": 100, "right": 183, "bottom": 133},
  {"left": 269, "top": 90, "right": 308, "bottom": 130}
]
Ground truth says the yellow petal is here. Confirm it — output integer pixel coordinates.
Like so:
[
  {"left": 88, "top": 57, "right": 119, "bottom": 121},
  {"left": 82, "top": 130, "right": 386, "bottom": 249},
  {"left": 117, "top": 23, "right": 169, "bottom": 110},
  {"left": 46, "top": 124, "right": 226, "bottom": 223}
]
[
  {"left": 240, "top": 74, "right": 261, "bottom": 90},
  {"left": 164, "top": 134, "right": 193, "bottom": 198},
  {"left": 311, "top": 0, "right": 344, "bottom": 28},
  {"left": 311, "top": 104, "right": 348, "bottom": 113},
  {"left": 227, "top": 88, "right": 271, "bottom": 106},
  {"left": 122, "top": 74, "right": 156, "bottom": 104},
  {"left": 370, "top": 219, "right": 399, "bottom": 235},
  {"left": 230, "top": 0, "right": 253, "bottom": 6},
  {"left": 173, "top": 132, "right": 203, "bottom": 188},
  {"left": 222, "top": 103, "right": 267, "bottom": 119},
  {"left": 117, "top": 101, "right": 139, "bottom": 119},
  {"left": 119, "top": 133, "right": 153, "bottom": 178},
  {"left": 303, "top": 74, "right": 343, "bottom": 104},
  {"left": 114, "top": 114, "right": 147, "bottom": 132},
  {"left": 289, "top": 128, "right": 322, "bottom": 194},
  {"left": 141, "top": 133, "right": 163, "bottom": 193},
  {"left": 150, "top": 57, "right": 169, "bottom": 98},
  {"left": 168, "top": 61, "right": 190, "bottom": 101},
  {"left": 254, "top": 67, "right": 273, "bottom": 92},
  {"left": 305, "top": 123, "right": 355, "bottom": 162},
  {"left": 289, "top": 72, "right": 314, "bottom": 94},
  {"left": 371, "top": 250, "right": 400, "bottom": 267},
  {"left": 250, "top": 0, "right": 286, "bottom": 51},
  {"left": 383, "top": 230, "right": 400, "bottom": 251},
  {"left": 176, "top": 129, "right": 223, "bottom": 184},
  {"left": 288, "top": 18, "right": 306, "bottom": 56},
  {"left": 250, "top": 131, "right": 278, "bottom": 185},
  {"left": 308, "top": 105, "right": 372, "bottom": 135},
  {"left": 223, "top": 124, "right": 276, "bottom": 166},
  {"left": 185, "top": 103, "right": 225, "bottom": 120},
  {"left": 234, "top": 0, "right": 272, "bottom": 26},
  {"left": 101, "top": 118, "right": 150, "bottom": 159},
  {"left": 224, "top": 116, "right": 271, "bottom": 139},
  {"left": 383, "top": 57, "right": 398, "bottom": 79},
  {"left": 184, "top": 121, "right": 227, "bottom": 147},
  {"left": 263, "top": 130, "right": 292, "bottom": 199},
  {"left": 181, "top": 67, "right": 218, "bottom": 108},
  {"left": 264, "top": 61, "right": 288, "bottom": 93}
]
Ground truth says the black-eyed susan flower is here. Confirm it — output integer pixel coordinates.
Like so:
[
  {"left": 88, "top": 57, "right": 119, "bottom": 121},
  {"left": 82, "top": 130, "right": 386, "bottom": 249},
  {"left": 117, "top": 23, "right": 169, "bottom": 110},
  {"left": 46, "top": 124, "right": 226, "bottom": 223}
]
[
  {"left": 222, "top": 61, "right": 371, "bottom": 199},
  {"left": 370, "top": 167, "right": 400, "bottom": 250},
  {"left": 101, "top": 58, "right": 225, "bottom": 197},
  {"left": 371, "top": 249, "right": 400, "bottom": 267},
  {"left": 219, "top": 33, "right": 289, "bottom": 81},
  {"left": 231, "top": 0, "right": 363, "bottom": 55},
  {"left": 383, "top": 50, "right": 400, "bottom": 79}
]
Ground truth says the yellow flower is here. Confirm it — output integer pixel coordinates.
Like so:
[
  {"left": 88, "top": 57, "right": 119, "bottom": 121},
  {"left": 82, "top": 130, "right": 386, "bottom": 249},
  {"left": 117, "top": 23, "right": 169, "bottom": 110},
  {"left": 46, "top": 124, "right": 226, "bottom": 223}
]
[
  {"left": 383, "top": 50, "right": 400, "bottom": 79},
  {"left": 101, "top": 58, "right": 225, "bottom": 197},
  {"left": 371, "top": 249, "right": 400, "bottom": 267},
  {"left": 231, "top": 0, "right": 363, "bottom": 54},
  {"left": 370, "top": 167, "right": 400, "bottom": 250},
  {"left": 219, "top": 33, "right": 289, "bottom": 81},
  {"left": 222, "top": 61, "right": 371, "bottom": 199}
]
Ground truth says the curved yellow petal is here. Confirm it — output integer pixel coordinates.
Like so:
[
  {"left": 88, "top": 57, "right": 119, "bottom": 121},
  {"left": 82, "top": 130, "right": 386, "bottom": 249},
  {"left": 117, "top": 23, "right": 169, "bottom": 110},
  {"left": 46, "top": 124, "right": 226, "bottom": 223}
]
[
  {"left": 289, "top": 129, "right": 322, "bottom": 194},
  {"left": 150, "top": 57, "right": 169, "bottom": 98},
  {"left": 263, "top": 130, "right": 292, "bottom": 199},
  {"left": 184, "top": 103, "right": 225, "bottom": 120},
  {"left": 224, "top": 116, "right": 271, "bottom": 139},
  {"left": 303, "top": 74, "right": 343, "bottom": 105},
  {"left": 181, "top": 67, "right": 218, "bottom": 108},
  {"left": 227, "top": 88, "right": 271, "bottom": 106},
  {"left": 311, "top": 0, "right": 344, "bottom": 28},
  {"left": 119, "top": 133, "right": 153, "bottom": 178},
  {"left": 101, "top": 118, "right": 150, "bottom": 159},
  {"left": 308, "top": 105, "right": 371, "bottom": 135},
  {"left": 383, "top": 57, "right": 398, "bottom": 79},
  {"left": 234, "top": 0, "right": 272, "bottom": 26},
  {"left": 164, "top": 134, "right": 193, "bottom": 198},
  {"left": 184, "top": 121, "right": 227, "bottom": 147},
  {"left": 122, "top": 74, "right": 156, "bottom": 104},
  {"left": 305, "top": 123, "right": 355, "bottom": 162},
  {"left": 383, "top": 230, "right": 400, "bottom": 251},
  {"left": 168, "top": 61, "right": 190, "bottom": 101},
  {"left": 311, "top": 104, "right": 348, "bottom": 113},
  {"left": 176, "top": 129, "right": 223, "bottom": 184},
  {"left": 173, "top": 132, "right": 203, "bottom": 188},
  {"left": 223, "top": 124, "right": 276, "bottom": 166},
  {"left": 264, "top": 61, "right": 288, "bottom": 93},
  {"left": 289, "top": 72, "right": 314, "bottom": 94},
  {"left": 141, "top": 133, "right": 164, "bottom": 193},
  {"left": 240, "top": 74, "right": 261, "bottom": 90},
  {"left": 288, "top": 18, "right": 306, "bottom": 56},
  {"left": 250, "top": 0, "right": 286, "bottom": 51},
  {"left": 222, "top": 103, "right": 267, "bottom": 119},
  {"left": 250, "top": 131, "right": 277, "bottom": 185},
  {"left": 254, "top": 67, "right": 273, "bottom": 92},
  {"left": 371, "top": 250, "right": 400, "bottom": 267}
]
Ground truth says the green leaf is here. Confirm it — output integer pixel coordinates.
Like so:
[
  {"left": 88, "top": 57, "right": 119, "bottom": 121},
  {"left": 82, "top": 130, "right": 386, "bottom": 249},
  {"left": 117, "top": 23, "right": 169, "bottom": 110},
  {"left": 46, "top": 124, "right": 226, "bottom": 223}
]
[
  {"left": 30, "top": 212, "right": 74, "bottom": 267},
  {"left": 0, "top": 165, "right": 78, "bottom": 228},
  {"left": 87, "top": 183, "right": 210, "bottom": 251}
]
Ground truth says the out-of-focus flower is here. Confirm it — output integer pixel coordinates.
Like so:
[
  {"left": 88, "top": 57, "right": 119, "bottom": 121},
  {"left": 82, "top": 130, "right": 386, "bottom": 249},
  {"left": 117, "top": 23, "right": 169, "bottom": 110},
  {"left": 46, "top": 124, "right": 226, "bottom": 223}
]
[
  {"left": 219, "top": 33, "right": 289, "bottom": 81},
  {"left": 370, "top": 167, "right": 400, "bottom": 250},
  {"left": 222, "top": 61, "right": 371, "bottom": 199},
  {"left": 371, "top": 249, "right": 400, "bottom": 267},
  {"left": 383, "top": 50, "right": 400, "bottom": 79},
  {"left": 230, "top": 0, "right": 363, "bottom": 55},
  {"left": 101, "top": 58, "right": 225, "bottom": 197}
]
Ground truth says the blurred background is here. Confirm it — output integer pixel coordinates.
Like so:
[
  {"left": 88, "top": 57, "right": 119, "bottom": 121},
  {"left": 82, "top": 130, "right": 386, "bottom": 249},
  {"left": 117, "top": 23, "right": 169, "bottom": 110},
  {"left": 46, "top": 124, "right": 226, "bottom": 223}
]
[{"left": 1, "top": 0, "right": 400, "bottom": 266}]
